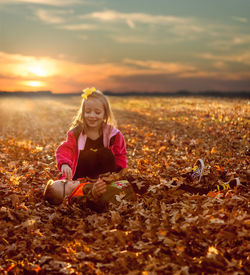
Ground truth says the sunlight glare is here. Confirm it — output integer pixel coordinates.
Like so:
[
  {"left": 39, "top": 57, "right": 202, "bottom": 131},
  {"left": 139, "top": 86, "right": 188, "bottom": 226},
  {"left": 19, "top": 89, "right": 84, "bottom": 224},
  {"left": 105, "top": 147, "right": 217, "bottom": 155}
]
[
  {"left": 28, "top": 64, "right": 47, "bottom": 77},
  {"left": 26, "top": 81, "right": 43, "bottom": 87},
  {"left": 207, "top": 246, "right": 219, "bottom": 257},
  {"left": 16, "top": 59, "right": 57, "bottom": 79}
]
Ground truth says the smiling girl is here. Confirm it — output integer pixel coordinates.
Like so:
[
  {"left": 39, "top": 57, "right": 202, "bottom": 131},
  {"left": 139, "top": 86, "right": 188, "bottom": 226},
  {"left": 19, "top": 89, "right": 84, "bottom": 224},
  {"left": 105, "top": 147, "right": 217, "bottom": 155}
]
[{"left": 56, "top": 87, "right": 127, "bottom": 198}]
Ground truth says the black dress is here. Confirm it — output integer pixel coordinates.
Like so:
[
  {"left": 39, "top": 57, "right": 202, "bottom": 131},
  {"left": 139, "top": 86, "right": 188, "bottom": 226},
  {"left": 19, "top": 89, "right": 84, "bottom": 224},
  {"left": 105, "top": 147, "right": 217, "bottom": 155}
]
[{"left": 73, "top": 135, "right": 116, "bottom": 180}]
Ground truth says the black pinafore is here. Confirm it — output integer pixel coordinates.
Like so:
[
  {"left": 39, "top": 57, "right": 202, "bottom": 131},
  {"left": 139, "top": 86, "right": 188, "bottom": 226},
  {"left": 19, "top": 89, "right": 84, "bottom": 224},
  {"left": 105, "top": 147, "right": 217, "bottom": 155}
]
[{"left": 73, "top": 135, "right": 116, "bottom": 180}]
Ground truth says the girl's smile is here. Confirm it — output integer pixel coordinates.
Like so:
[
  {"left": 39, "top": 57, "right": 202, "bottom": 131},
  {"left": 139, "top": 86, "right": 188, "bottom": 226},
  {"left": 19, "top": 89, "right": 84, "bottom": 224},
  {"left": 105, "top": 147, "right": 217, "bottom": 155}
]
[{"left": 84, "top": 98, "right": 105, "bottom": 130}]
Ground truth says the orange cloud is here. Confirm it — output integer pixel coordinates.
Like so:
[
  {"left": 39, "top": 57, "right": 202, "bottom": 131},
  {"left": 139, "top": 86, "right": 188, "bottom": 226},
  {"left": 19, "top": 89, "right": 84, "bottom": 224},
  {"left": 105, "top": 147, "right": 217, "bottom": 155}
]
[
  {"left": 123, "top": 59, "right": 196, "bottom": 74},
  {"left": 84, "top": 10, "right": 192, "bottom": 26},
  {"left": 35, "top": 9, "right": 66, "bottom": 24},
  {"left": 199, "top": 51, "right": 250, "bottom": 65},
  {"left": 0, "top": 51, "right": 249, "bottom": 93},
  {"left": 0, "top": 51, "right": 140, "bottom": 92}
]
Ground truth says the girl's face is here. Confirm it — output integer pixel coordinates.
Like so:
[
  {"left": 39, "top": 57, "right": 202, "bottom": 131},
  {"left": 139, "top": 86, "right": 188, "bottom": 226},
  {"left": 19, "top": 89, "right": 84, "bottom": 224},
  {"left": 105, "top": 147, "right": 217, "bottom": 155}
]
[{"left": 84, "top": 98, "right": 105, "bottom": 130}]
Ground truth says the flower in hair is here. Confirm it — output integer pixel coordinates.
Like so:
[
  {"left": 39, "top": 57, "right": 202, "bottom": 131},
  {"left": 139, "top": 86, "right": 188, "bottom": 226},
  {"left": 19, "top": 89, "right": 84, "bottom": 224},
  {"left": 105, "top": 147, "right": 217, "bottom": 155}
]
[{"left": 81, "top": 87, "right": 96, "bottom": 100}]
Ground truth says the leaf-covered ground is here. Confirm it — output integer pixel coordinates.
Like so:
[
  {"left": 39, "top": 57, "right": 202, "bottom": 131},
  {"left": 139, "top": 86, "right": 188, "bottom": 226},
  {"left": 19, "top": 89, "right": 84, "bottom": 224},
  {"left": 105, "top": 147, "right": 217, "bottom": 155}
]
[{"left": 0, "top": 96, "right": 249, "bottom": 274}]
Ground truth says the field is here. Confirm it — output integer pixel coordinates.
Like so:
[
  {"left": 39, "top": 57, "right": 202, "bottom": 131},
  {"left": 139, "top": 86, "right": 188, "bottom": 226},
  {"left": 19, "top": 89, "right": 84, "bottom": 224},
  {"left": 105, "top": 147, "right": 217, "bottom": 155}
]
[{"left": 0, "top": 96, "right": 249, "bottom": 274}]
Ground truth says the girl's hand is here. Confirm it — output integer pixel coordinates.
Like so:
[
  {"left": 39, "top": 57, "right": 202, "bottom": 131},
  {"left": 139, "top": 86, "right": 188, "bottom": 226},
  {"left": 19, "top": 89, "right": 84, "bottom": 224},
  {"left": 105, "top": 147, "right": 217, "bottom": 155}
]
[
  {"left": 61, "top": 164, "right": 72, "bottom": 180},
  {"left": 92, "top": 178, "right": 106, "bottom": 199}
]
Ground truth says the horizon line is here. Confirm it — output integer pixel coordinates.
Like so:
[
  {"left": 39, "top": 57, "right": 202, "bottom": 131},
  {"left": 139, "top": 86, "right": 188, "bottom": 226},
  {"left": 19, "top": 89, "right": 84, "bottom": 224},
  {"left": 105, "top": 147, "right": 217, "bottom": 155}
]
[{"left": 0, "top": 90, "right": 250, "bottom": 99}]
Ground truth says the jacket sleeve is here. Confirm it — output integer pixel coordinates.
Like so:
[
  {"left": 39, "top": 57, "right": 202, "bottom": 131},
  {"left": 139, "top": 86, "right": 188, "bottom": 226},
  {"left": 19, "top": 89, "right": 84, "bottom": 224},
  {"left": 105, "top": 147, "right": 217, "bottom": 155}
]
[
  {"left": 56, "top": 131, "right": 77, "bottom": 171},
  {"left": 110, "top": 132, "right": 127, "bottom": 170}
]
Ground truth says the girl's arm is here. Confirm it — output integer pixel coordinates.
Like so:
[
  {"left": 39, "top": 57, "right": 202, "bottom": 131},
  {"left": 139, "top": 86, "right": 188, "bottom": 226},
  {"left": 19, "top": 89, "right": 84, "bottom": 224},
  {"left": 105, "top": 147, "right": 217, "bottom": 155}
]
[
  {"left": 56, "top": 131, "right": 77, "bottom": 172},
  {"left": 110, "top": 132, "right": 127, "bottom": 171}
]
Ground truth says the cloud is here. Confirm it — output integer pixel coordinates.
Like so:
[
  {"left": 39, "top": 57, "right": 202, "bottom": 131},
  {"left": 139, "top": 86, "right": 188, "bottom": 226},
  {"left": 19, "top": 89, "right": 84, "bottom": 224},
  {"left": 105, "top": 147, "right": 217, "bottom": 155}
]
[
  {"left": 123, "top": 59, "right": 196, "bottom": 74},
  {"left": 60, "top": 24, "right": 97, "bottom": 31},
  {"left": 231, "top": 34, "right": 250, "bottom": 45},
  {"left": 79, "top": 10, "right": 250, "bottom": 51},
  {"left": 0, "top": 51, "right": 137, "bottom": 92},
  {"left": 0, "top": 52, "right": 57, "bottom": 78},
  {"left": 209, "top": 33, "right": 250, "bottom": 51},
  {"left": 232, "top": 16, "right": 248, "bottom": 23},
  {"left": 30, "top": 8, "right": 245, "bottom": 50},
  {"left": 0, "top": 0, "right": 83, "bottom": 6},
  {"left": 80, "top": 10, "right": 195, "bottom": 30},
  {"left": 1, "top": 51, "right": 249, "bottom": 93},
  {"left": 78, "top": 10, "right": 228, "bottom": 43},
  {"left": 87, "top": 10, "right": 190, "bottom": 25},
  {"left": 199, "top": 51, "right": 250, "bottom": 65},
  {"left": 34, "top": 9, "right": 70, "bottom": 24},
  {"left": 213, "top": 61, "right": 227, "bottom": 70},
  {"left": 78, "top": 34, "right": 88, "bottom": 40},
  {"left": 109, "top": 35, "right": 157, "bottom": 45},
  {"left": 111, "top": 73, "right": 250, "bottom": 92}
]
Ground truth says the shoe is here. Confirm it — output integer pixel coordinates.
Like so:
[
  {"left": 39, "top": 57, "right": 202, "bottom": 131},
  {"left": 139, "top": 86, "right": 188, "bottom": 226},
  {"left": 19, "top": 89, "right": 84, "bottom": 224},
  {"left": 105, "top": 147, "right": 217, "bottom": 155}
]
[
  {"left": 216, "top": 178, "right": 240, "bottom": 191},
  {"left": 190, "top": 159, "right": 205, "bottom": 182}
]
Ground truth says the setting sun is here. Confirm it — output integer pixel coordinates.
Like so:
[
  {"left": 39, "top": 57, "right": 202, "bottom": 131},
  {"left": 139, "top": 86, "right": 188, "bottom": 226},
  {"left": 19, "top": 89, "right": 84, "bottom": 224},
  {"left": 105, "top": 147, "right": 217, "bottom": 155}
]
[{"left": 25, "top": 81, "right": 43, "bottom": 87}]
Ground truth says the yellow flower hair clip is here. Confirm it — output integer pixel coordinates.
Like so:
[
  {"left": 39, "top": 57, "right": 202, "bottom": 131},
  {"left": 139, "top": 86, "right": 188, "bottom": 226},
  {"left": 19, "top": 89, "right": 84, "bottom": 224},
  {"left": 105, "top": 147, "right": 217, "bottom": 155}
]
[{"left": 81, "top": 87, "right": 96, "bottom": 100}]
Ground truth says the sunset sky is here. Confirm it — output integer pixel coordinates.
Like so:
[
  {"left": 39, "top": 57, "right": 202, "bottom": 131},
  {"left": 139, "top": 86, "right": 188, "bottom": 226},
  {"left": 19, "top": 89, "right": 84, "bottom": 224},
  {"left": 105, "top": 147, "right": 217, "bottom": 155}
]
[{"left": 0, "top": 0, "right": 250, "bottom": 93}]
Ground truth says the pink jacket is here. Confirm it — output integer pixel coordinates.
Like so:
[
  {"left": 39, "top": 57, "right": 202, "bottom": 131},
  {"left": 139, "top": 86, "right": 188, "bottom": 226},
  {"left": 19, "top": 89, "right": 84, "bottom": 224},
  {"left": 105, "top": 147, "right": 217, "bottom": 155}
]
[{"left": 56, "top": 124, "right": 127, "bottom": 178}]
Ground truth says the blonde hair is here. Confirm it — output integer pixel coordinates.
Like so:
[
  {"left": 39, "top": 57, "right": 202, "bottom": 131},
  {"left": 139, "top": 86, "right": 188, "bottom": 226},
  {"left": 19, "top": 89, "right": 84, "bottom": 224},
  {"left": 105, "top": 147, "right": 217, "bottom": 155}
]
[
  {"left": 43, "top": 180, "right": 64, "bottom": 205},
  {"left": 70, "top": 89, "right": 116, "bottom": 133}
]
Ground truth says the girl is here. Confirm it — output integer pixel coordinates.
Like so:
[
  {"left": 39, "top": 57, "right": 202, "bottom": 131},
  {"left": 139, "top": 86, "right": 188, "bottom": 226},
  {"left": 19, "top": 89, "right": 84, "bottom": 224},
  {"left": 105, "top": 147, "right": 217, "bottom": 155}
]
[{"left": 56, "top": 87, "right": 127, "bottom": 198}]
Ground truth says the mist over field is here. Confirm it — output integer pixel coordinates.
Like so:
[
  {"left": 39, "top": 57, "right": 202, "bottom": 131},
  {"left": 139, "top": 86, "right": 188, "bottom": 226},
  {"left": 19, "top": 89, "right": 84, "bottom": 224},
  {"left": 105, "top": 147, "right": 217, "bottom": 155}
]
[{"left": 0, "top": 96, "right": 249, "bottom": 273}]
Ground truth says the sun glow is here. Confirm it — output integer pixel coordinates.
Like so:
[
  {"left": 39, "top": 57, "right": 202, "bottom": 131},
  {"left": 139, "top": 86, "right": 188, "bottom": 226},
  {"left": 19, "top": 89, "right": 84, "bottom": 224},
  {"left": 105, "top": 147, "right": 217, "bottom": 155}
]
[
  {"left": 25, "top": 81, "right": 43, "bottom": 87},
  {"left": 16, "top": 59, "right": 57, "bottom": 78},
  {"left": 28, "top": 64, "right": 47, "bottom": 77}
]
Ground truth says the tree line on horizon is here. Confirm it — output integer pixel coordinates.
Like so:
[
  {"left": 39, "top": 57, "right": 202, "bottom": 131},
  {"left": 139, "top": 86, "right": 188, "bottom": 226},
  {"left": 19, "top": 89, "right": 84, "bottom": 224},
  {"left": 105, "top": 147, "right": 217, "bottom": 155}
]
[{"left": 0, "top": 90, "right": 249, "bottom": 98}]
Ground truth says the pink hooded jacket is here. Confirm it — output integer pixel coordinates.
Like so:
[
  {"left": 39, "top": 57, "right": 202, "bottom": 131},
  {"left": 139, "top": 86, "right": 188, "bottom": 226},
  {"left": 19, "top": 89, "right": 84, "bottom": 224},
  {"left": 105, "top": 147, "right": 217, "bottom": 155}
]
[{"left": 56, "top": 124, "right": 127, "bottom": 178}]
